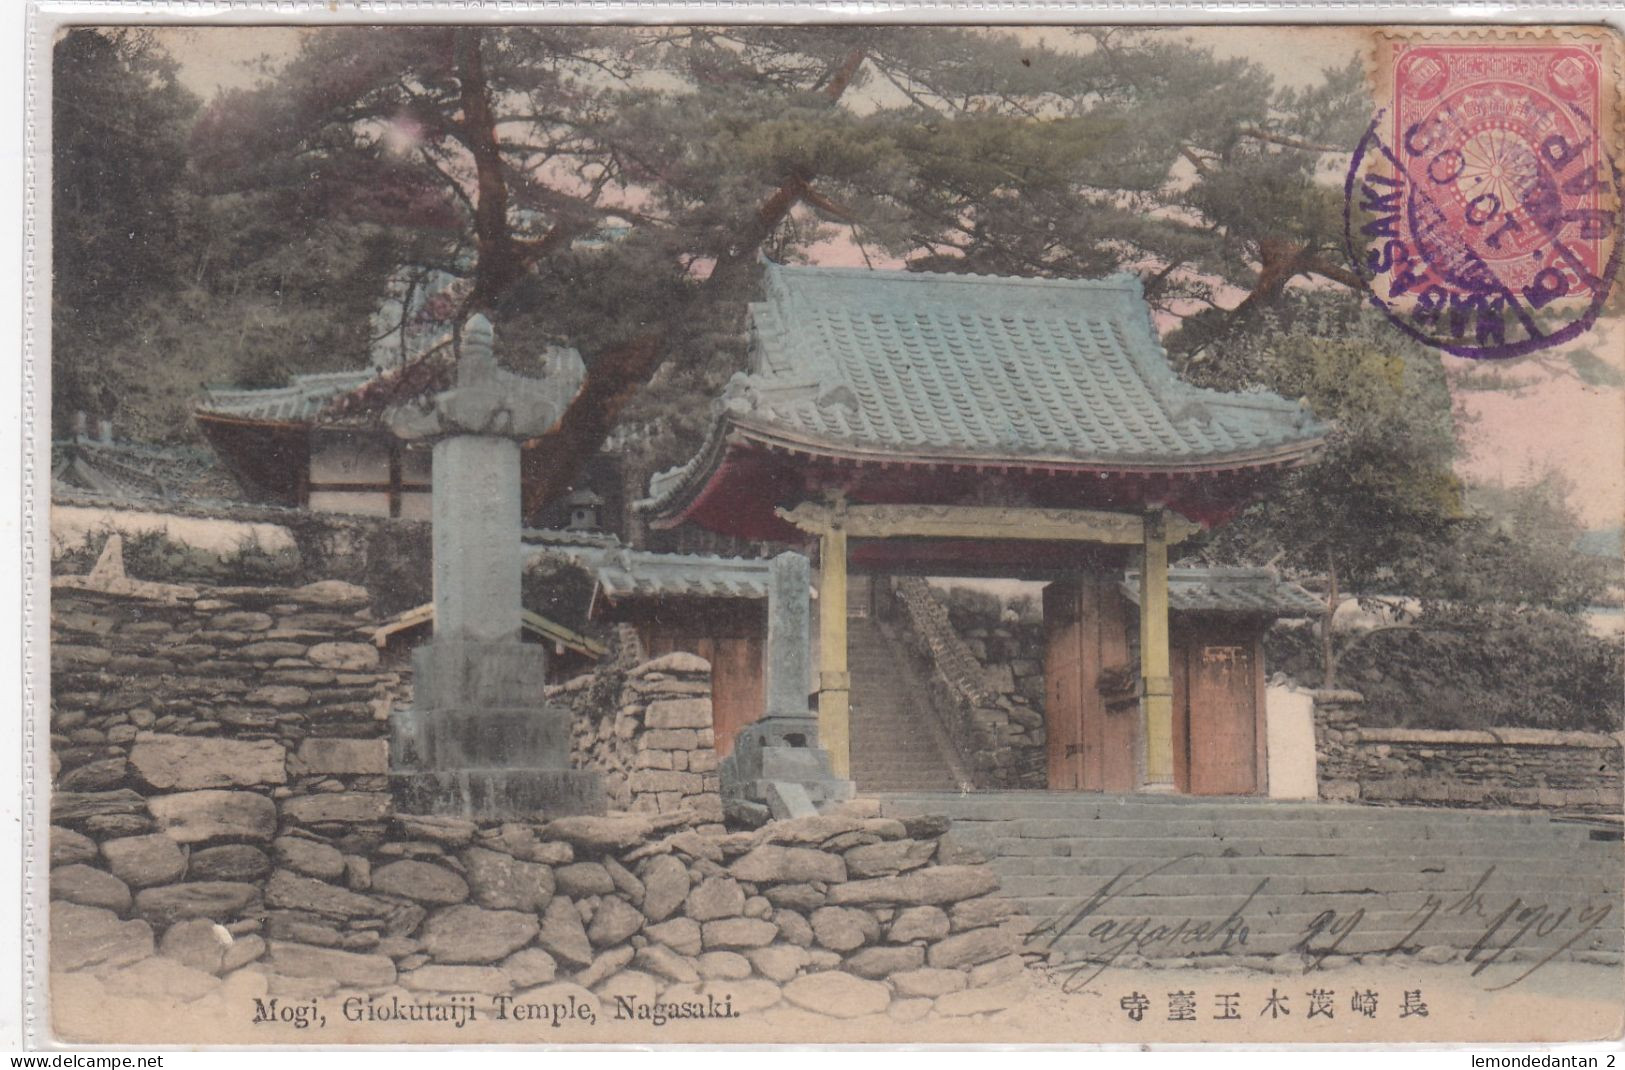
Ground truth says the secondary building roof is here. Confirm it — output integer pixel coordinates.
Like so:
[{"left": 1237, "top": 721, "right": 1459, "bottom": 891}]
[
  {"left": 195, "top": 336, "right": 465, "bottom": 429},
  {"left": 532, "top": 535, "right": 772, "bottom": 609},
  {"left": 373, "top": 602, "right": 606, "bottom": 663},
  {"left": 196, "top": 370, "right": 378, "bottom": 425},
  {"left": 642, "top": 262, "right": 1326, "bottom": 543},
  {"left": 588, "top": 548, "right": 772, "bottom": 604},
  {"left": 53, "top": 436, "right": 239, "bottom": 503},
  {"left": 1120, "top": 568, "right": 1324, "bottom": 617}
]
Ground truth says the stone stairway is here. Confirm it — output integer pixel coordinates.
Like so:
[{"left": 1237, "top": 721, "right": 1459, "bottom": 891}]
[
  {"left": 877, "top": 792, "right": 1625, "bottom": 966},
  {"left": 847, "top": 616, "right": 965, "bottom": 793}
]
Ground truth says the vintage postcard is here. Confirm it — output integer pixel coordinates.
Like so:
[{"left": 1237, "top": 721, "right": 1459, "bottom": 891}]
[{"left": 20, "top": 5, "right": 1625, "bottom": 1050}]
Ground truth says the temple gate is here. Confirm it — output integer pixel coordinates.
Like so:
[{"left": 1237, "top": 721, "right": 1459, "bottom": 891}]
[{"left": 641, "top": 262, "right": 1327, "bottom": 795}]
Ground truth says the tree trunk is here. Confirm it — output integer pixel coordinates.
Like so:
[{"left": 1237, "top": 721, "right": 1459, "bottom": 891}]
[
  {"left": 453, "top": 29, "right": 519, "bottom": 313},
  {"left": 1320, "top": 558, "right": 1340, "bottom": 689}
]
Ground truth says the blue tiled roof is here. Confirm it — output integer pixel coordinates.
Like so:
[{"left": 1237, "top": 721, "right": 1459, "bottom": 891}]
[
  {"left": 732, "top": 262, "right": 1324, "bottom": 463},
  {"left": 1121, "top": 568, "right": 1324, "bottom": 616},
  {"left": 196, "top": 370, "right": 376, "bottom": 423},
  {"left": 52, "top": 438, "right": 236, "bottom": 502},
  {"left": 644, "top": 263, "right": 1326, "bottom": 516},
  {"left": 530, "top": 537, "right": 771, "bottom": 604}
]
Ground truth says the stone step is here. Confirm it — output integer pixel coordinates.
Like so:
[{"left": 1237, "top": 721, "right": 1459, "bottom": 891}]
[
  {"left": 852, "top": 745, "right": 947, "bottom": 755},
  {"left": 1039, "top": 918, "right": 1625, "bottom": 945},
  {"left": 994, "top": 879, "right": 1622, "bottom": 911},
  {"left": 877, "top": 789, "right": 1583, "bottom": 812},
  {"left": 1027, "top": 923, "right": 1625, "bottom": 956},
  {"left": 859, "top": 772, "right": 959, "bottom": 780},
  {"left": 1039, "top": 928, "right": 1625, "bottom": 959},
  {"left": 877, "top": 794, "right": 1575, "bottom": 824},
  {"left": 858, "top": 774, "right": 960, "bottom": 786},
  {"left": 961, "top": 838, "right": 1608, "bottom": 860},
  {"left": 850, "top": 746, "right": 957, "bottom": 758},
  {"left": 971, "top": 840, "right": 1611, "bottom": 864},
  {"left": 940, "top": 817, "right": 1605, "bottom": 841},
  {"left": 934, "top": 818, "right": 1596, "bottom": 842},
  {"left": 854, "top": 770, "right": 959, "bottom": 780},
  {"left": 872, "top": 790, "right": 1621, "bottom": 966},
  {"left": 983, "top": 850, "right": 1617, "bottom": 872},
  {"left": 914, "top": 801, "right": 1608, "bottom": 823},
  {"left": 1011, "top": 901, "right": 1625, "bottom": 934},
  {"left": 855, "top": 774, "right": 960, "bottom": 784},
  {"left": 942, "top": 813, "right": 1599, "bottom": 839},
  {"left": 985, "top": 853, "right": 1623, "bottom": 882},
  {"left": 844, "top": 622, "right": 961, "bottom": 791},
  {"left": 940, "top": 835, "right": 1615, "bottom": 859},
  {"left": 851, "top": 757, "right": 962, "bottom": 767},
  {"left": 990, "top": 871, "right": 1620, "bottom": 900}
]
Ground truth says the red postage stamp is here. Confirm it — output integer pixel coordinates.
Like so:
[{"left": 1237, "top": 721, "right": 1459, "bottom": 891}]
[
  {"left": 22, "top": 13, "right": 1625, "bottom": 1052},
  {"left": 1348, "top": 31, "right": 1623, "bottom": 358}
]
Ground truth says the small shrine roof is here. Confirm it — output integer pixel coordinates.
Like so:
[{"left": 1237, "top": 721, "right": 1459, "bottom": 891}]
[
  {"left": 194, "top": 335, "right": 469, "bottom": 429},
  {"left": 53, "top": 438, "right": 240, "bottom": 502},
  {"left": 372, "top": 602, "right": 606, "bottom": 659},
  {"left": 1120, "top": 568, "right": 1324, "bottom": 617},
  {"left": 196, "top": 370, "right": 378, "bottom": 424},
  {"left": 534, "top": 537, "right": 771, "bottom": 604}
]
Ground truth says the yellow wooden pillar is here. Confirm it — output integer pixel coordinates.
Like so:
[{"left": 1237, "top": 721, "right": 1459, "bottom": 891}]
[
  {"left": 818, "top": 527, "right": 851, "bottom": 778},
  {"left": 1139, "top": 509, "right": 1175, "bottom": 791}
]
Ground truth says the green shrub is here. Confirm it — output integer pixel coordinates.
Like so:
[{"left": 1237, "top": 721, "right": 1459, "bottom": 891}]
[{"left": 1267, "top": 608, "right": 1623, "bottom": 732}]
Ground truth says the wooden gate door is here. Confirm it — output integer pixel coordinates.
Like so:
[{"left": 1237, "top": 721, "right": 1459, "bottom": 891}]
[
  {"left": 1181, "top": 631, "right": 1261, "bottom": 795},
  {"left": 1044, "top": 576, "right": 1136, "bottom": 791},
  {"left": 642, "top": 632, "right": 764, "bottom": 758},
  {"left": 1043, "top": 581, "right": 1086, "bottom": 790},
  {"left": 708, "top": 636, "right": 765, "bottom": 757}
]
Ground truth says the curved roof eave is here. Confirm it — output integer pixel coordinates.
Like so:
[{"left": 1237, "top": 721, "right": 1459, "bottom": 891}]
[
  {"left": 728, "top": 416, "right": 1328, "bottom": 474},
  {"left": 640, "top": 411, "right": 1326, "bottom": 529}
]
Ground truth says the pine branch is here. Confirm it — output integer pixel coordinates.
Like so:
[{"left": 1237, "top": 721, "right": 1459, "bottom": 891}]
[
  {"left": 1237, "top": 125, "right": 1341, "bottom": 154},
  {"left": 801, "top": 185, "right": 859, "bottom": 223},
  {"left": 521, "top": 45, "right": 871, "bottom": 514}
]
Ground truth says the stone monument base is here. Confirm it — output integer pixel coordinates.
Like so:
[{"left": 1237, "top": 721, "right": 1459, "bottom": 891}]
[
  {"left": 722, "top": 720, "right": 854, "bottom": 817},
  {"left": 390, "top": 768, "right": 606, "bottom": 819},
  {"left": 389, "top": 637, "right": 605, "bottom": 819},
  {"left": 390, "top": 706, "right": 573, "bottom": 770}
]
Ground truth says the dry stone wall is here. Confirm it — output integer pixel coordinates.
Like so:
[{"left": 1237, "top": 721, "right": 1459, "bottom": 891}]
[
  {"left": 564, "top": 653, "right": 725, "bottom": 826},
  {"left": 50, "top": 573, "right": 1036, "bottom": 1024},
  {"left": 53, "top": 793, "right": 1034, "bottom": 1022},
  {"left": 52, "top": 576, "right": 398, "bottom": 791},
  {"left": 1314, "top": 692, "right": 1624, "bottom": 814}
]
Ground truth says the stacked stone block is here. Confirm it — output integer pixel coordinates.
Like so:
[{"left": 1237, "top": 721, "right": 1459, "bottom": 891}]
[
  {"left": 564, "top": 653, "right": 724, "bottom": 825},
  {"left": 52, "top": 578, "right": 399, "bottom": 753},
  {"left": 54, "top": 492, "right": 435, "bottom": 616}
]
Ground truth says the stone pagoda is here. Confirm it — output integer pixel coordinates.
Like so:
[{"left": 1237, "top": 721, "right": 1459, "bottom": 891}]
[{"left": 385, "top": 314, "right": 604, "bottom": 818}]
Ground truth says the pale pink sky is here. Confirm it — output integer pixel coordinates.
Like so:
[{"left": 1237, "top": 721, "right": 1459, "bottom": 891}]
[
  {"left": 153, "top": 24, "right": 1624, "bottom": 531},
  {"left": 1447, "top": 351, "right": 1625, "bottom": 529}
]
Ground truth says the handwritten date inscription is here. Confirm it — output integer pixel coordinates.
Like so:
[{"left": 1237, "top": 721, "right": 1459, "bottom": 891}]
[{"left": 1025, "top": 854, "right": 1617, "bottom": 992}]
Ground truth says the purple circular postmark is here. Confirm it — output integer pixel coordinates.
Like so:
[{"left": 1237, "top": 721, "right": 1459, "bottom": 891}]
[{"left": 1345, "top": 41, "right": 1623, "bottom": 360}]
